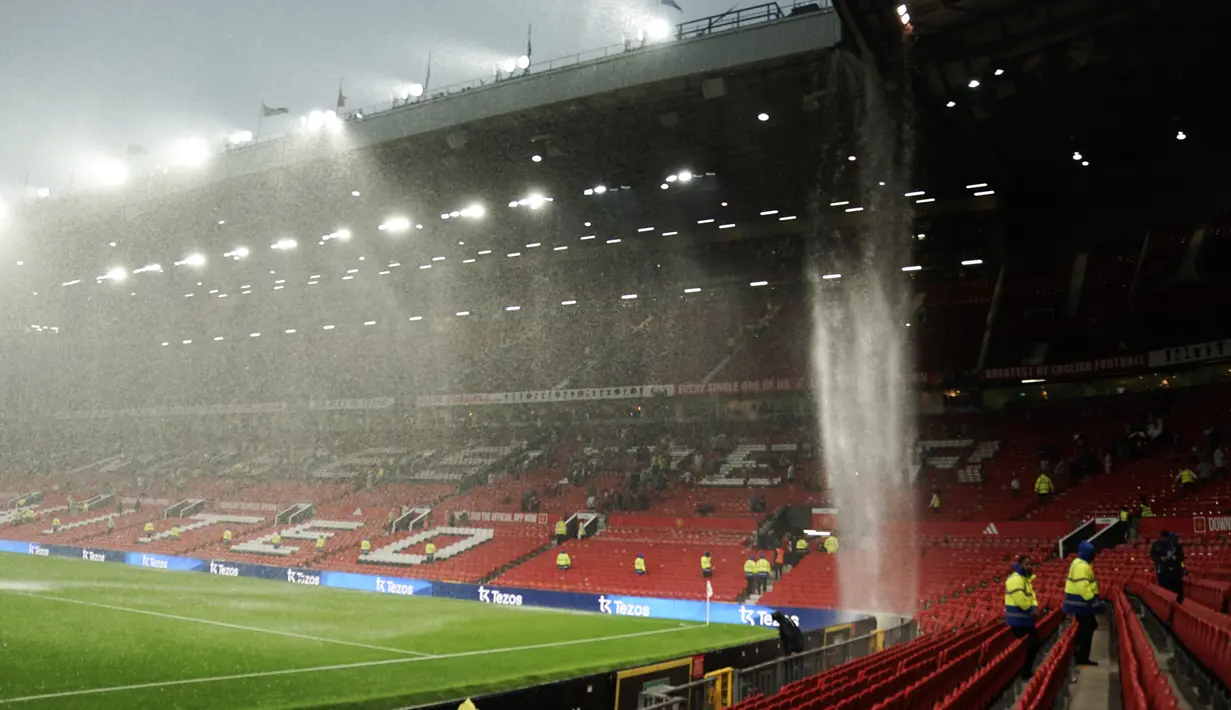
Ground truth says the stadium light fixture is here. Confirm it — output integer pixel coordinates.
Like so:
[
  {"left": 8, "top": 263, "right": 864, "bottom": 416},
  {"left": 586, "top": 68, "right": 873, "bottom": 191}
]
[
  {"left": 897, "top": 4, "right": 908, "bottom": 15},
  {"left": 760, "top": 210, "right": 779, "bottom": 216},
  {"left": 644, "top": 17, "right": 671, "bottom": 41},
  {"left": 561, "top": 300, "right": 577, "bottom": 306},
  {"left": 904, "top": 190, "right": 926, "bottom": 197},
  {"left": 1081, "top": 161, "right": 1089, "bottom": 166},
  {"left": 637, "top": 227, "right": 654, "bottom": 233},
  {"left": 213, "top": 336, "right": 224, "bottom": 342},
  {"left": 845, "top": 207, "right": 864, "bottom": 213},
  {"left": 364, "top": 321, "right": 376, "bottom": 326},
  {"left": 456, "top": 311, "right": 471, "bottom": 317},
  {"left": 901, "top": 265, "right": 923, "bottom": 272},
  {"left": 968, "top": 79, "right": 980, "bottom": 88},
  {"left": 133, "top": 263, "right": 162, "bottom": 274},
  {"left": 847, "top": 155, "right": 857, "bottom": 161},
  {"left": 516, "top": 55, "right": 530, "bottom": 70},
  {"left": 750, "top": 281, "right": 769, "bottom": 287},
  {"left": 379, "top": 216, "right": 411, "bottom": 233},
  {"left": 1176, "top": 131, "right": 1186, "bottom": 140},
  {"left": 757, "top": 113, "right": 769, "bottom": 122},
  {"left": 175, "top": 253, "right": 206, "bottom": 268},
  {"left": 606, "top": 239, "right": 621, "bottom": 244},
  {"left": 351, "top": 190, "right": 361, "bottom": 197},
  {"left": 87, "top": 157, "right": 129, "bottom": 187},
  {"left": 1072, "top": 151, "right": 1083, "bottom": 161},
  {"left": 500, "top": 58, "right": 517, "bottom": 73},
  {"left": 621, "top": 294, "right": 637, "bottom": 300},
  {"left": 35, "top": 187, "right": 51, "bottom": 199},
  {"left": 961, "top": 259, "right": 984, "bottom": 266},
  {"left": 228, "top": 130, "right": 254, "bottom": 146},
  {"left": 98, "top": 267, "right": 127, "bottom": 283},
  {"left": 684, "top": 287, "right": 701, "bottom": 294},
  {"left": 966, "top": 183, "right": 988, "bottom": 189},
  {"left": 224, "top": 247, "right": 250, "bottom": 260},
  {"left": 829, "top": 201, "right": 849, "bottom": 207},
  {"left": 677, "top": 170, "right": 693, "bottom": 183},
  {"left": 526, "top": 242, "right": 541, "bottom": 248},
  {"left": 916, "top": 197, "right": 935, "bottom": 203},
  {"left": 973, "top": 190, "right": 995, "bottom": 196},
  {"left": 62, "top": 279, "right": 82, "bottom": 287},
  {"left": 531, "top": 154, "right": 542, "bottom": 163},
  {"left": 505, "top": 305, "right": 521, "bottom": 312},
  {"left": 408, "top": 316, "right": 423, "bottom": 322},
  {"left": 780, "top": 216, "right": 797, "bottom": 221},
  {"left": 661, "top": 183, "right": 669, "bottom": 189},
  {"left": 593, "top": 185, "right": 607, "bottom": 194},
  {"left": 170, "top": 137, "right": 210, "bottom": 168},
  {"left": 463, "top": 258, "right": 476, "bottom": 263},
  {"left": 662, "top": 231, "right": 678, "bottom": 236},
  {"left": 271, "top": 238, "right": 297, "bottom": 250},
  {"left": 946, "top": 101, "right": 956, "bottom": 108},
  {"left": 323, "top": 325, "right": 336, "bottom": 330},
  {"left": 994, "top": 69, "right": 1005, "bottom": 76},
  {"left": 697, "top": 218, "right": 715, "bottom": 224},
  {"left": 900, "top": 12, "right": 910, "bottom": 24},
  {"left": 822, "top": 273, "right": 841, "bottom": 280},
  {"left": 1021, "top": 378, "right": 1046, "bottom": 384}
]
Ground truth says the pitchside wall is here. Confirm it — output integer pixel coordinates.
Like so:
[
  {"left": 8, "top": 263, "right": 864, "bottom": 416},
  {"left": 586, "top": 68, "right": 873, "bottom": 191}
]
[{"left": 0, "top": 539, "right": 865, "bottom": 632}]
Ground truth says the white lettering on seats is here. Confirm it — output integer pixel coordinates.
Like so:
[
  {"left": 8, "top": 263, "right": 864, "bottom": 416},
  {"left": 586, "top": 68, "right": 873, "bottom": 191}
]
[
  {"left": 363, "top": 526, "right": 493, "bottom": 566},
  {"left": 230, "top": 519, "right": 363, "bottom": 556},
  {"left": 140, "top": 514, "right": 265, "bottom": 543}
]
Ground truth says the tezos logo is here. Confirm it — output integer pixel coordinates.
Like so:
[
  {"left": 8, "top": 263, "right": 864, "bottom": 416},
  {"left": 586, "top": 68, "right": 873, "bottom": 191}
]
[
  {"left": 208, "top": 561, "right": 239, "bottom": 577},
  {"left": 598, "top": 596, "right": 650, "bottom": 617},
  {"left": 141, "top": 555, "right": 169, "bottom": 569},
  {"left": 28, "top": 544, "right": 49, "bottom": 556},
  {"left": 478, "top": 585, "right": 523, "bottom": 606},
  {"left": 739, "top": 606, "right": 801, "bottom": 628},
  {"left": 81, "top": 549, "right": 106, "bottom": 563},
  {"left": 286, "top": 569, "right": 321, "bottom": 586},
  {"left": 376, "top": 577, "right": 415, "bottom": 596}
]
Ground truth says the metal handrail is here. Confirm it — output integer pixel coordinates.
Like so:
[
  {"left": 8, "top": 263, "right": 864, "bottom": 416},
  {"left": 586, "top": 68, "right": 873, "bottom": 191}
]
[{"left": 732, "top": 620, "right": 918, "bottom": 703}]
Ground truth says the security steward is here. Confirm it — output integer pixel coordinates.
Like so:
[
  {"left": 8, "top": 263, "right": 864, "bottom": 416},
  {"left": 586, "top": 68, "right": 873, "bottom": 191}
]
[
  {"left": 929, "top": 490, "right": 941, "bottom": 513},
  {"left": 425, "top": 541, "right": 437, "bottom": 563},
  {"left": 315, "top": 534, "right": 326, "bottom": 556},
  {"left": 52, "top": 517, "right": 61, "bottom": 532},
  {"left": 271, "top": 532, "right": 282, "bottom": 549},
  {"left": 634, "top": 553, "right": 646, "bottom": 576},
  {"left": 143, "top": 521, "right": 155, "bottom": 535},
  {"left": 744, "top": 556, "right": 758, "bottom": 596},
  {"left": 360, "top": 537, "right": 372, "bottom": 555},
  {"left": 1150, "top": 530, "right": 1185, "bottom": 602},
  {"left": 1139, "top": 498, "right": 1155, "bottom": 518},
  {"left": 1178, "top": 467, "right": 1197, "bottom": 491},
  {"left": 1064, "top": 541, "right": 1103, "bottom": 666},
  {"left": 756, "top": 554, "right": 772, "bottom": 594},
  {"left": 1034, "top": 472, "right": 1054, "bottom": 503},
  {"left": 824, "top": 535, "right": 839, "bottom": 554},
  {"left": 555, "top": 518, "right": 567, "bottom": 545},
  {"left": 556, "top": 548, "right": 571, "bottom": 571},
  {"left": 700, "top": 551, "right": 713, "bottom": 578},
  {"left": 222, "top": 528, "right": 233, "bottom": 542},
  {"left": 1005, "top": 555, "right": 1040, "bottom": 679},
  {"left": 170, "top": 525, "right": 181, "bottom": 540}
]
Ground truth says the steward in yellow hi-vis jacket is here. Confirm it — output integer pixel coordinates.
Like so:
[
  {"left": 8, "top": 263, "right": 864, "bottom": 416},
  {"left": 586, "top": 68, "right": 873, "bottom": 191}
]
[
  {"left": 556, "top": 549, "right": 571, "bottom": 570},
  {"left": 824, "top": 536, "right": 839, "bottom": 554},
  {"left": 555, "top": 519, "right": 567, "bottom": 545},
  {"left": 700, "top": 552, "right": 713, "bottom": 578},
  {"left": 1064, "top": 541, "right": 1103, "bottom": 666},
  {"left": 1004, "top": 556, "right": 1039, "bottom": 679},
  {"left": 634, "top": 554, "right": 646, "bottom": 575}
]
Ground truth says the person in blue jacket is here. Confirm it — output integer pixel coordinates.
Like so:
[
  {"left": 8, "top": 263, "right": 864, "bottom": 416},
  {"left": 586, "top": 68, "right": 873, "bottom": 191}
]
[{"left": 1063, "top": 540, "right": 1103, "bottom": 666}]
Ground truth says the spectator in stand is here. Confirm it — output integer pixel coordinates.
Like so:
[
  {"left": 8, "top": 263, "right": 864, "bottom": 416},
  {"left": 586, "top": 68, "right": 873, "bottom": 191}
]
[
  {"left": 1064, "top": 541, "right": 1103, "bottom": 667},
  {"left": 1004, "top": 555, "right": 1039, "bottom": 679},
  {"left": 1150, "top": 530, "right": 1185, "bottom": 602},
  {"left": 1034, "top": 471, "right": 1054, "bottom": 504},
  {"left": 929, "top": 490, "right": 941, "bottom": 514},
  {"left": 772, "top": 611, "right": 804, "bottom": 656},
  {"left": 774, "top": 546, "right": 785, "bottom": 580}
]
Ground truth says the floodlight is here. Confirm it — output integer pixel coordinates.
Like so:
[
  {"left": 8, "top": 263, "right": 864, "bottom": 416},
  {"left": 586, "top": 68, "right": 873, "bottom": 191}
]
[
  {"left": 897, "top": 4, "right": 908, "bottom": 15},
  {"left": 229, "top": 130, "right": 254, "bottom": 145},
  {"left": 133, "top": 263, "right": 163, "bottom": 274},
  {"left": 36, "top": 187, "right": 50, "bottom": 199},
  {"left": 516, "top": 55, "right": 530, "bottom": 70},
  {"left": 677, "top": 170, "right": 693, "bottom": 182},
  {"left": 101, "top": 267, "right": 127, "bottom": 282},
  {"left": 968, "top": 79, "right": 980, "bottom": 88},
  {"left": 461, "top": 204, "right": 485, "bottom": 219},
  {"left": 757, "top": 113, "right": 769, "bottom": 121},
  {"left": 526, "top": 193, "right": 547, "bottom": 209},
  {"left": 379, "top": 216, "right": 411, "bottom": 233},
  {"left": 272, "top": 238, "right": 297, "bottom": 250},
  {"left": 176, "top": 253, "right": 206, "bottom": 268},
  {"left": 409, "top": 83, "right": 424, "bottom": 98},
  {"left": 645, "top": 18, "right": 671, "bottom": 41},
  {"left": 500, "top": 58, "right": 517, "bottom": 73},
  {"left": 88, "top": 157, "right": 129, "bottom": 187},
  {"left": 594, "top": 185, "right": 607, "bottom": 194}
]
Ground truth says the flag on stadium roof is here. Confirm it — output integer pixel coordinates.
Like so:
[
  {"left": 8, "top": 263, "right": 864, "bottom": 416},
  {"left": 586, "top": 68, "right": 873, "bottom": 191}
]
[
  {"left": 336, "top": 82, "right": 346, "bottom": 110},
  {"left": 662, "top": 0, "right": 683, "bottom": 12},
  {"left": 261, "top": 103, "right": 289, "bottom": 117}
]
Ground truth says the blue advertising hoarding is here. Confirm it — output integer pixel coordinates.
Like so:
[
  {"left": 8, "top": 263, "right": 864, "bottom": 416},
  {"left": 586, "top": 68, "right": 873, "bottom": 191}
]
[{"left": 0, "top": 538, "right": 862, "bottom": 631}]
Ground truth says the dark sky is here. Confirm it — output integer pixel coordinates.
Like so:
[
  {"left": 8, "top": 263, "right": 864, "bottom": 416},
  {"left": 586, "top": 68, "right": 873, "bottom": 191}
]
[{"left": 0, "top": 0, "right": 737, "bottom": 199}]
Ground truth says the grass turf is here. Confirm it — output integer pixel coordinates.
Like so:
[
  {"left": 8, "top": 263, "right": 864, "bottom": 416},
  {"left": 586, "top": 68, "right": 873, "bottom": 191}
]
[{"left": 0, "top": 554, "right": 773, "bottom": 709}]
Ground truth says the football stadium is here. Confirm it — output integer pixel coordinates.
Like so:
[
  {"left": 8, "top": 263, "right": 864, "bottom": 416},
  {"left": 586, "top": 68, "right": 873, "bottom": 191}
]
[{"left": 1, "top": 0, "right": 1230, "bottom": 709}]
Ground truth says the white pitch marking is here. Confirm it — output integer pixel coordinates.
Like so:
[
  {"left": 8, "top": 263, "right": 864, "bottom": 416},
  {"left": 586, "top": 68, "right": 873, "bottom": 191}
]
[
  {"left": 12, "top": 593, "right": 432, "bottom": 658},
  {"left": 0, "top": 625, "right": 701, "bottom": 704}
]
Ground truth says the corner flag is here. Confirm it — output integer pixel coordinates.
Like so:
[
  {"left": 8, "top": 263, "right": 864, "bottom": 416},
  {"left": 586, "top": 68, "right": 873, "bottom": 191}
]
[{"left": 706, "top": 580, "right": 713, "bottom": 599}]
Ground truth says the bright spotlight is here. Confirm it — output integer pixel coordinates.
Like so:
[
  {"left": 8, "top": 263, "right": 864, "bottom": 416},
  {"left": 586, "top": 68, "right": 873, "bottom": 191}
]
[
  {"left": 526, "top": 193, "right": 547, "bottom": 210},
  {"left": 133, "top": 263, "right": 163, "bottom": 274},
  {"left": 100, "top": 267, "right": 127, "bottom": 283},
  {"left": 645, "top": 17, "right": 671, "bottom": 41},
  {"left": 460, "top": 204, "right": 485, "bottom": 219},
  {"left": 175, "top": 253, "right": 206, "bottom": 268},
  {"left": 531, "top": 154, "right": 543, "bottom": 163},
  {"left": 1176, "top": 131, "right": 1187, "bottom": 140},
  {"left": 594, "top": 185, "right": 607, "bottom": 194},
  {"left": 171, "top": 136, "right": 210, "bottom": 168},
  {"left": 379, "top": 216, "right": 412, "bottom": 233},
  {"left": 224, "top": 246, "right": 250, "bottom": 260},
  {"left": 228, "top": 130, "right": 254, "bottom": 145},
  {"left": 516, "top": 54, "right": 530, "bottom": 70},
  {"left": 757, "top": 112, "right": 769, "bottom": 122},
  {"left": 409, "top": 83, "right": 424, "bottom": 98},
  {"left": 968, "top": 79, "right": 980, "bottom": 88},
  {"left": 500, "top": 58, "right": 517, "bottom": 73},
  {"left": 677, "top": 170, "right": 693, "bottom": 183},
  {"left": 272, "top": 238, "right": 297, "bottom": 250},
  {"left": 897, "top": 4, "right": 908, "bottom": 15},
  {"left": 88, "top": 157, "right": 129, "bottom": 187},
  {"left": 35, "top": 187, "right": 51, "bottom": 199}
]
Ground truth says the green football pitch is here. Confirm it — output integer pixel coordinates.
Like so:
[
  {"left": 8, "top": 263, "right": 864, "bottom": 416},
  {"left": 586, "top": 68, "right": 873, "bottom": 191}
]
[{"left": 0, "top": 554, "right": 773, "bottom": 709}]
